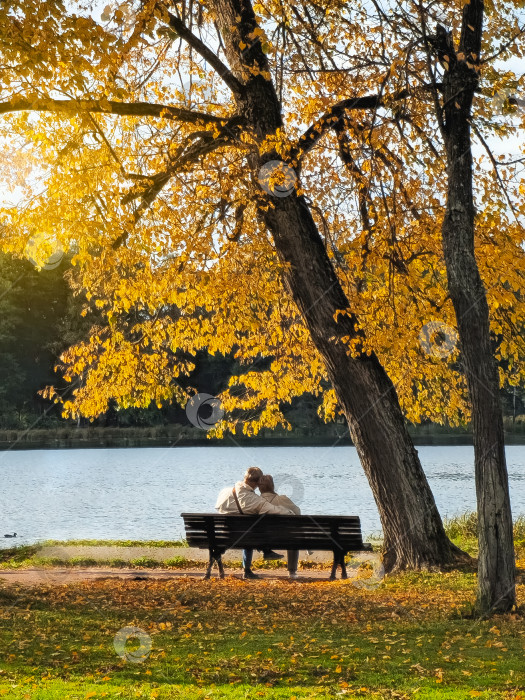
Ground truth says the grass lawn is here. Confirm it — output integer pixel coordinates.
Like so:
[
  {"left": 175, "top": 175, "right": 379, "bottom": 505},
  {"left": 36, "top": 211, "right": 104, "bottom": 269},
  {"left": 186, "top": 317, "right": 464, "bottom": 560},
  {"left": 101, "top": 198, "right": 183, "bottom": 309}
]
[
  {"left": 1, "top": 516, "right": 525, "bottom": 699},
  {"left": 37, "top": 541, "right": 188, "bottom": 549},
  {"left": 1, "top": 562, "right": 525, "bottom": 700}
]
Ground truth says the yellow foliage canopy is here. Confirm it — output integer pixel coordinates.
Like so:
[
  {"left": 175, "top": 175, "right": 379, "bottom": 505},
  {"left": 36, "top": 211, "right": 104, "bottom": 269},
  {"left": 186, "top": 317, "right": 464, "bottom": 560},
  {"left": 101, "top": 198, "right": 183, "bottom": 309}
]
[{"left": 1, "top": 0, "right": 525, "bottom": 432}]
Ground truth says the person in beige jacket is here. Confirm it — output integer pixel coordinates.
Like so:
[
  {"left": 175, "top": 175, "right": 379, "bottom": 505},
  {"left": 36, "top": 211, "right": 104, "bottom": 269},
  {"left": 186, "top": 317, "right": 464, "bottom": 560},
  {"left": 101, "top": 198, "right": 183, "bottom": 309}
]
[
  {"left": 259, "top": 474, "right": 301, "bottom": 578},
  {"left": 215, "top": 467, "right": 294, "bottom": 579}
]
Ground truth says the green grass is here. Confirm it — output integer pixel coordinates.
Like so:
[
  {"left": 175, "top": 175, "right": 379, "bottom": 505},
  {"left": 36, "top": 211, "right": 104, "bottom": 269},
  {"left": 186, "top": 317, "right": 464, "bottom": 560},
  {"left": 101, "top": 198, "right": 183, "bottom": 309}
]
[
  {"left": 2, "top": 515, "right": 525, "bottom": 700},
  {"left": 39, "top": 539, "right": 188, "bottom": 548},
  {"left": 442, "top": 513, "right": 525, "bottom": 557},
  {"left": 0, "top": 545, "right": 40, "bottom": 566},
  {"left": 369, "top": 512, "right": 525, "bottom": 558},
  {"left": 0, "top": 568, "right": 524, "bottom": 699},
  {"left": 0, "top": 555, "right": 204, "bottom": 571},
  {"left": 0, "top": 686, "right": 513, "bottom": 700},
  {"left": 0, "top": 542, "right": 192, "bottom": 571},
  {"left": 0, "top": 555, "right": 305, "bottom": 571},
  {"left": 0, "top": 544, "right": 337, "bottom": 571},
  {"left": 443, "top": 512, "right": 525, "bottom": 541}
]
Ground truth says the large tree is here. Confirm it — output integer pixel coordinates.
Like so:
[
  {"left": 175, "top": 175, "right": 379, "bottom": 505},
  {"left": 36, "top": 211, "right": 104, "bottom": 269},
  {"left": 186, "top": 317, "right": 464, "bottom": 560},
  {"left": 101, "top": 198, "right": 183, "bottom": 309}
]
[
  {"left": 428, "top": 0, "right": 516, "bottom": 614},
  {"left": 363, "top": 0, "right": 522, "bottom": 612},
  {"left": 1, "top": 0, "right": 524, "bottom": 583}
]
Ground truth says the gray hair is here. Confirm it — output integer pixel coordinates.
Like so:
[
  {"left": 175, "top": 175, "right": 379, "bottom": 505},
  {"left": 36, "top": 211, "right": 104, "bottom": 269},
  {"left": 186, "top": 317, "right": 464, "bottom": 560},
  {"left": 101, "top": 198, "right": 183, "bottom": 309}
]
[{"left": 258, "top": 474, "right": 275, "bottom": 493}]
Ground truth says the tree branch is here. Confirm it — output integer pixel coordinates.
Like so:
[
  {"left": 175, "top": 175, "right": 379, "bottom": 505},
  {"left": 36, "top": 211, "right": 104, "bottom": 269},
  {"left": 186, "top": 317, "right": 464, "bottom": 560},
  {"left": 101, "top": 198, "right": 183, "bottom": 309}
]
[
  {"left": 167, "top": 12, "right": 244, "bottom": 96},
  {"left": 291, "top": 95, "right": 381, "bottom": 164},
  {"left": 333, "top": 117, "right": 375, "bottom": 293},
  {"left": 291, "top": 84, "right": 442, "bottom": 163},
  {"left": 472, "top": 122, "right": 520, "bottom": 221},
  {"left": 0, "top": 97, "right": 229, "bottom": 125},
  {"left": 481, "top": 25, "right": 525, "bottom": 64},
  {"left": 112, "top": 115, "right": 244, "bottom": 249}
]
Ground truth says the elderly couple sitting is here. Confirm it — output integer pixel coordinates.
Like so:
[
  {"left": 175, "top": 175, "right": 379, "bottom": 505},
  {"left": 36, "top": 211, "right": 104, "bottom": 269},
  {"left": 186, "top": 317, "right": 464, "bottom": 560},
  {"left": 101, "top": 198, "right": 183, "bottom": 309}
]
[{"left": 215, "top": 466, "right": 301, "bottom": 579}]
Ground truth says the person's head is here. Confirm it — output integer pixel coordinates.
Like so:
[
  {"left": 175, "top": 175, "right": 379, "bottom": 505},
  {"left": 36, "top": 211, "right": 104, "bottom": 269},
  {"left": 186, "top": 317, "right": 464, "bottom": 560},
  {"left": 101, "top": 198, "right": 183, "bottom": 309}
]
[
  {"left": 243, "top": 466, "right": 263, "bottom": 489},
  {"left": 258, "top": 474, "right": 275, "bottom": 494}
]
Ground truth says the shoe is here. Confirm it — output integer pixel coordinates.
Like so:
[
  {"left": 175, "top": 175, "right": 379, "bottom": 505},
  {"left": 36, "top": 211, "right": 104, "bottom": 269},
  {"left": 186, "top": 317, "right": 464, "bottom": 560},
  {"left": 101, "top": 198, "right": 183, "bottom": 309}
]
[
  {"left": 243, "top": 570, "right": 261, "bottom": 580},
  {"left": 288, "top": 572, "right": 299, "bottom": 579},
  {"left": 263, "top": 550, "right": 284, "bottom": 561}
]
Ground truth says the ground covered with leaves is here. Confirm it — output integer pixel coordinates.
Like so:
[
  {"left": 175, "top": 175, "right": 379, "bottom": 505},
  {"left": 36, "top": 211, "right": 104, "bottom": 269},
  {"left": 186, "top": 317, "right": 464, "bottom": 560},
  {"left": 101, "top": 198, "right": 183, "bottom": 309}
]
[{"left": 1, "top": 565, "right": 525, "bottom": 700}]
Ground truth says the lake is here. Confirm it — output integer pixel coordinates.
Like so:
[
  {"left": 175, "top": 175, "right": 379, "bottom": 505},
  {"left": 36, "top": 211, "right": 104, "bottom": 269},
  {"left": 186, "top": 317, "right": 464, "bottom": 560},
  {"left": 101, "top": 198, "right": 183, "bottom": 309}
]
[{"left": 1, "top": 445, "right": 524, "bottom": 547}]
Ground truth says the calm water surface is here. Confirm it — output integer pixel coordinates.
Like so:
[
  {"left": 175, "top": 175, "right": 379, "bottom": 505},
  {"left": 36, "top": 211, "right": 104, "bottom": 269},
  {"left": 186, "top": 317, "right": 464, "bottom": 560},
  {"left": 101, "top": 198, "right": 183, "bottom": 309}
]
[{"left": 1, "top": 445, "right": 524, "bottom": 546}]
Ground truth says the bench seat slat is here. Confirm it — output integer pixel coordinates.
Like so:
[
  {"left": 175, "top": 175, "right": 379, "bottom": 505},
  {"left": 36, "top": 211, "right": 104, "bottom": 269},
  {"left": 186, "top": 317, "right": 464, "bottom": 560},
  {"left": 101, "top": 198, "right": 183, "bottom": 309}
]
[
  {"left": 185, "top": 540, "right": 365, "bottom": 546},
  {"left": 187, "top": 532, "right": 364, "bottom": 539}
]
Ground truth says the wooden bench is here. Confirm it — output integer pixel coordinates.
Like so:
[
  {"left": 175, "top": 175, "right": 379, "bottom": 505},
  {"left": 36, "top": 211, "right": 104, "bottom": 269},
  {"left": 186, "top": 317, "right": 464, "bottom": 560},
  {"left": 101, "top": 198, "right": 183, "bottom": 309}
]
[{"left": 181, "top": 513, "right": 372, "bottom": 580}]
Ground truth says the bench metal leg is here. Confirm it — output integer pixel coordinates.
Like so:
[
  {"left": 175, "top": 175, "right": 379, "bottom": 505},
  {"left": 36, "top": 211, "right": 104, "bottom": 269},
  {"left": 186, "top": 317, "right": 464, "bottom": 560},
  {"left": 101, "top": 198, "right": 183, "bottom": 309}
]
[
  {"left": 204, "top": 548, "right": 225, "bottom": 580},
  {"left": 340, "top": 552, "right": 348, "bottom": 580},
  {"left": 329, "top": 551, "right": 339, "bottom": 580}
]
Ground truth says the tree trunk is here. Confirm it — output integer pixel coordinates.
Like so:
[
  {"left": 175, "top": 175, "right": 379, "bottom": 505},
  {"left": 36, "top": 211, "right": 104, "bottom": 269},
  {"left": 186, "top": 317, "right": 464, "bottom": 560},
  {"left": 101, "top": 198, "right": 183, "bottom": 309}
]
[
  {"left": 212, "top": 0, "right": 468, "bottom": 571},
  {"left": 263, "top": 196, "right": 465, "bottom": 572},
  {"left": 438, "top": 2, "right": 516, "bottom": 612}
]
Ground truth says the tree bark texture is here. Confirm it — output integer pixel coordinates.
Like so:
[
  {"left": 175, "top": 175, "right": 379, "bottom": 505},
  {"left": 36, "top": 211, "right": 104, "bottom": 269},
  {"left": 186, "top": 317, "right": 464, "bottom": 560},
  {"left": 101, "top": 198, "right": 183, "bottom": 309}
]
[{"left": 438, "top": 0, "right": 515, "bottom": 612}]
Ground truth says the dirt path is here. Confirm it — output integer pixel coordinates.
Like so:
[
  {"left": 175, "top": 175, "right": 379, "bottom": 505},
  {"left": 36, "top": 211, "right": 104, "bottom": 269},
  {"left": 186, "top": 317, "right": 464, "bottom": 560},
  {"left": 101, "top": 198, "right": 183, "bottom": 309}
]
[{"left": 0, "top": 567, "right": 335, "bottom": 586}]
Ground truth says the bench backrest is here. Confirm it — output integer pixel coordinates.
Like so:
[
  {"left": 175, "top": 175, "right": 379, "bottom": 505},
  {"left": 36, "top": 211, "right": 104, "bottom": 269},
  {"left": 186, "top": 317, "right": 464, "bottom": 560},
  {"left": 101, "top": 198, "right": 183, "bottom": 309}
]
[{"left": 181, "top": 513, "right": 365, "bottom": 552}]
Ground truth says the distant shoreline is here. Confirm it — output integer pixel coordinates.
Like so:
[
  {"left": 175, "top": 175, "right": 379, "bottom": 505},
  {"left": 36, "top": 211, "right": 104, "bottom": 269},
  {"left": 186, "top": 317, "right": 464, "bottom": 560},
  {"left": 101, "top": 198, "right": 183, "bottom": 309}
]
[{"left": 1, "top": 427, "right": 525, "bottom": 450}]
